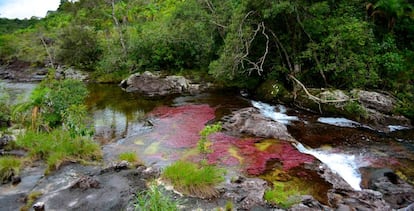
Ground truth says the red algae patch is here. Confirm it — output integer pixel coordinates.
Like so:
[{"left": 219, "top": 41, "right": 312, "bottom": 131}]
[
  {"left": 208, "top": 133, "right": 315, "bottom": 175},
  {"left": 147, "top": 104, "right": 216, "bottom": 148}
]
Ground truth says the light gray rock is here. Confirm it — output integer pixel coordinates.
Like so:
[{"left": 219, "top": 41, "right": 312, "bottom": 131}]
[
  {"left": 222, "top": 107, "right": 295, "bottom": 141},
  {"left": 352, "top": 90, "right": 396, "bottom": 114},
  {"left": 120, "top": 72, "right": 207, "bottom": 96},
  {"left": 223, "top": 176, "right": 268, "bottom": 210},
  {"left": 55, "top": 66, "right": 89, "bottom": 81}
]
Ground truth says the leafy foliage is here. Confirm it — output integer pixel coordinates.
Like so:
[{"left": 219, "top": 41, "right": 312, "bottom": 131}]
[
  {"left": 0, "top": 0, "right": 413, "bottom": 118},
  {"left": 13, "top": 77, "right": 89, "bottom": 131},
  {"left": 0, "top": 86, "right": 11, "bottom": 128}
]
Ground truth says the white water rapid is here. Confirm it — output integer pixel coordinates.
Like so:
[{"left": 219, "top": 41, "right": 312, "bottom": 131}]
[
  {"left": 253, "top": 101, "right": 365, "bottom": 191},
  {"left": 252, "top": 100, "right": 299, "bottom": 124},
  {"left": 295, "top": 143, "right": 363, "bottom": 191}
]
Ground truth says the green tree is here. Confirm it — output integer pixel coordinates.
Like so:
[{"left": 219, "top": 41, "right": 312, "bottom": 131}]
[{"left": 57, "top": 25, "right": 101, "bottom": 70}]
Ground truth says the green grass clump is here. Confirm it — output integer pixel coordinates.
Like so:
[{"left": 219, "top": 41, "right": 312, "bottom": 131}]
[
  {"left": 134, "top": 184, "right": 179, "bottom": 211},
  {"left": 20, "top": 191, "right": 42, "bottom": 211},
  {"left": 0, "top": 156, "right": 22, "bottom": 183},
  {"left": 16, "top": 129, "right": 102, "bottom": 173},
  {"left": 118, "top": 152, "right": 142, "bottom": 167},
  {"left": 162, "top": 160, "right": 225, "bottom": 198},
  {"left": 225, "top": 200, "right": 234, "bottom": 211},
  {"left": 264, "top": 182, "right": 302, "bottom": 209}
]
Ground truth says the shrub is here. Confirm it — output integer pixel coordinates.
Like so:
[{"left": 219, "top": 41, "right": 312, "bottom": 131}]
[
  {"left": 0, "top": 156, "right": 22, "bottom": 183},
  {"left": 264, "top": 182, "right": 302, "bottom": 209},
  {"left": 162, "top": 160, "right": 225, "bottom": 198},
  {"left": 0, "top": 85, "right": 11, "bottom": 128},
  {"left": 343, "top": 101, "right": 367, "bottom": 121},
  {"left": 16, "top": 129, "right": 102, "bottom": 173},
  {"left": 134, "top": 184, "right": 179, "bottom": 211},
  {"left": 13, "top": 77, "right": 89, "bottom": 131}
]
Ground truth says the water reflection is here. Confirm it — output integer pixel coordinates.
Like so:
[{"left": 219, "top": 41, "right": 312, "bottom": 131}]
[{"left": 86, "top": 83, "right": 171, "bottom": 143}]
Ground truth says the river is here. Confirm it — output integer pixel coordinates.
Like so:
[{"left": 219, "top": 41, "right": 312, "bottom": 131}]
[{"left": 2, "top": 80, "right": 414, "bottom": 201}]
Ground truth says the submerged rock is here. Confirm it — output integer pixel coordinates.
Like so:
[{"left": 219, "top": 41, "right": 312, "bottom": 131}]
[{"left": 120, "top": 71, "right": 207, "bottom": 96}]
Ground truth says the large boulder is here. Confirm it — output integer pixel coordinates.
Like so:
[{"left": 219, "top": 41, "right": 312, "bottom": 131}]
[
  {"left": 293, "top": 88, "right": 412, "bottom": 132},
  {"left": 222, "top": 107, "right": 295, "bottom": 141},
  {"left": 120, "top": 71, "right": 205, "bottom": 96},
  {"left": 352, "top": 90, "right": 396, "bottom": 114},
  {"left": 311, "top": 163, "right": 392, "bottom": 210}
]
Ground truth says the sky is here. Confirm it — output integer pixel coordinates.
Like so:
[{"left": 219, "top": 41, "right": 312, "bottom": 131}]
[{"left": 0, "top": 0, "right": 61, "bottom": 19}]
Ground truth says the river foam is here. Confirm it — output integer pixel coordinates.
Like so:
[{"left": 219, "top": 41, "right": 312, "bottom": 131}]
[
  {"left": 253, "top": 101, "right": 364, "bottom": 191},
  {"left": 252, "top": 100, "right": 298, "bottom": 124},
  {"left": 295, "top": 143, "right": 363, "bottom": 191}
]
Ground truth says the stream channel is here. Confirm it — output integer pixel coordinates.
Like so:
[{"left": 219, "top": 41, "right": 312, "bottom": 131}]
[{"left": 1, "top": 80, "right": 414, "bottom": 206}]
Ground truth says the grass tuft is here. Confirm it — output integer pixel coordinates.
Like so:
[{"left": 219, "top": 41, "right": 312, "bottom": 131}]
[
  {"left": 264, "top": 182, "right": 302, "bottom": 209},
  {"left": 0, "top": 156, "right": 22, "bottom": 183},
  {"left": 134, "top": 184, "right": 179, "bottom": 211},
  {"left": 162, "top": 160, "right": 225, "bottom": 198},
  {"left": 118, "top": 152, "right": 142, "bottom": 167},
  {"left": 20, "top": 191, "right": 42, "bottom": 211},
  {"left": 15, "top": 129, "right": 102, "bottom": 173}
]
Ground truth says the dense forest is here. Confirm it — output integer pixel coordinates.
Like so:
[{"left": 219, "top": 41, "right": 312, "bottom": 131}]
[{"left": 1, "top": 0, "right": 413, "bottom": 118}]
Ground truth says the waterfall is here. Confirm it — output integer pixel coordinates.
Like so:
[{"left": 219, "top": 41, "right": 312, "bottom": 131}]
[{"left": 295, "top": 143, "right": 363, "bottom": 191}]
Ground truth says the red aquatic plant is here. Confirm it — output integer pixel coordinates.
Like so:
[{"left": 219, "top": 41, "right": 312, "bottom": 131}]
[
  {"left": 147, "top": 104, "right": 216, "bottom": 148},
  {"left": 208, "top": 133, "right": 314, "bottom": 175}
]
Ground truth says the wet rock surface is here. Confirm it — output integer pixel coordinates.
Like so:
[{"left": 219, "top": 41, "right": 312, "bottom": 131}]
[
  {"left": 222, "top": 176, "right": 268, "bottom": 210},
  {"left": 0, "top": 163, "right": 158, "bottom": 211},
  {"left": 120, "top": 71, "right": 208, "bottom": 96},
  {"left": 222, "top": 107, "right": 295, "bottom": 141}
]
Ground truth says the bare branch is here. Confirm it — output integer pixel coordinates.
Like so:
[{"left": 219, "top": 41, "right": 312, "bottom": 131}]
[
  {"left": 289, "top": 74, "right": 355, "bottom": 113},
  {"left": 40, "top": 36, "right": 54, "bottom": 69},
  {"left": 269, "top": 29, "right": 293, "bottom": 72}
]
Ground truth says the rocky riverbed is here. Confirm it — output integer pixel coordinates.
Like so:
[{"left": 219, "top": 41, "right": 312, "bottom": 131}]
[{"left": 1, "top": 74, "right": 413, "bottom": 210}]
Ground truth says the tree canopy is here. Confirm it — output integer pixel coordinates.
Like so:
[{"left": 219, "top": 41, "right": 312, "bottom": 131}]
[{"left": 1, "top": 0, "right": 413, "bottom": 118}]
